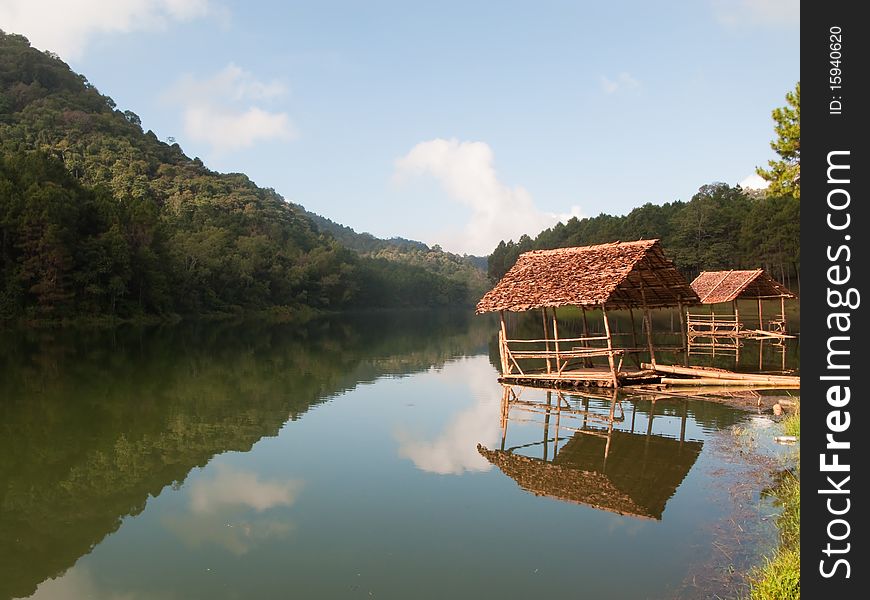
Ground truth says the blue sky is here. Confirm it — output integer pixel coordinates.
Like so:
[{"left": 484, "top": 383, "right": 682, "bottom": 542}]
[{"left": 1, "top": 0, "right": 799, "bottom": 255}]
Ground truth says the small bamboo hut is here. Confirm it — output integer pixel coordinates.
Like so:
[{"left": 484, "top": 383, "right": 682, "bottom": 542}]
[
  {"left": 687, "top": 269, "right": 797, "bottom": 357},
  {"left": 476, "top": 240, "right": 700, "bottom": 388}
]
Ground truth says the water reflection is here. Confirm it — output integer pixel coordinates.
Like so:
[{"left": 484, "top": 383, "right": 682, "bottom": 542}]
[
  {"left": 188, "top": 465, "right": 302, "bottom": 514},
  {"left": 0, "top": 312, "right": 491, "bottom": 600},
  {"left": 480, "top": 386, "right": 703, "bottom": 520},
  {"left": 395, "top": 357, "right": 501, "bottom": 474},
  {"left": 160, "top": 465, "right": 303, "bottom": 556},
  {"left": 26, "top": 567, "right": 171, "bottom": 600}
]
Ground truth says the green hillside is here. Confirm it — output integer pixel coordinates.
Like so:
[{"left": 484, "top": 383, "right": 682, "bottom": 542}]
[{"left": 0, "top": 31, "right": 483, "bottom": 321}]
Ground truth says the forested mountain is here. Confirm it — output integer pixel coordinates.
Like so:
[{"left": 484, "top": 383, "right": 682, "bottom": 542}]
[
  {"left": 305, "top": 211, "right": 488, "bottom": 301},
  {"left": 0, "top": 31, "right": 483, "bottom": 321},
  {"left": 488, "top": 183, "right": 800, "bottom": 293}
]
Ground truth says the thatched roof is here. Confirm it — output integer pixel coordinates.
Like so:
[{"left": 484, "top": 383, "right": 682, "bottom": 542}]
[
  {"left": 691, "top": 270, "right": 797, "bottom": 304},
  {"left": 478, "top": 429, "right": 702, "bottom": 520},
  {"left": 476, "top": 240, "right": 699, "bottom": 313}
]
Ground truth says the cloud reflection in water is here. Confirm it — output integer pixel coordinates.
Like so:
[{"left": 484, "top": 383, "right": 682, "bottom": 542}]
[{"left": 395, "top": 356, "right": 502, "bottom": 474}]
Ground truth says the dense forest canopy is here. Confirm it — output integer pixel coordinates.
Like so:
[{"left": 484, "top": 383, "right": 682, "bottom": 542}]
[
  {"left": 487, "top": 183, "right": 799, "bottom": 292},
  {"left": 0, "top": 31, "right": 485, "bottom": 321}
]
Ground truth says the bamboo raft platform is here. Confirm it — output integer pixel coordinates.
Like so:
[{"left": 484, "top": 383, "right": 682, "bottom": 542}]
[
  {"left": 500, "top": 367, "right": 660, "bottom": 389},
  {"left": 641, "top": 362, "right": 800, "bottom": 387},
  {"left": 499, "top": 363, "right": 799, "bottom": 390}
]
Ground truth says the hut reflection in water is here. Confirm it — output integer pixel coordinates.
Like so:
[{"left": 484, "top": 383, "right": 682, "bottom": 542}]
[{"left": 479, "top": 385, "right": 703, "bottom": 520}]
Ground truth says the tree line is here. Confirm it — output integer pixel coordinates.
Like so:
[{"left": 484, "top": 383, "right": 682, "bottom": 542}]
[{"left": 488, "top": 81, "right": 801, "bottom": 293}]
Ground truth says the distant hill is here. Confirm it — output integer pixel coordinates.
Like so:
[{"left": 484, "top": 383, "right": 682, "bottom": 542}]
[
  {"left": 304, "top": 212, "right": 429, "bottom": 253},
  {"left": 0, "top": 31, "right": 484, "bottom": 320},
  {"left": 304, "top": 211, "right": 489, "bottom": 303}
]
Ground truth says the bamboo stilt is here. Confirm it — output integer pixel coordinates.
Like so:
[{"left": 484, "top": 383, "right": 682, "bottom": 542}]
[
  {"left": 678, "top": 302, "right": 687, "bottom": 366},
  {"left": 639, "top": 280, "right": 656, "bottom": 367},
  {"left": 780, "top": 296, "right": 786, "bottom": 330},
  {"left": 541, "top": 307, "right": 552, "bottom": 374},
  {"left": 733, "top": 300, "right": 740, "bottom": 364},
  {"left": 581, "top": 306, "right": 593, "bottom": 367},
  {"left": 601, "top": 303, "right": 619, "bottom": 387},
  {"left": 711, "top": 304, "right": 716, "bottom": 357},
  {"left": 757, "top": 298, "right": 763, "bottom": 330},
  {"left": 628, "top": 307, "right": 641, "bottom": 368},
  {"left": 552, "top": 307, "right": 563, "bottom": 374},
  {"left": 499, "top": 311, "right": 510, "bottom": 375}
]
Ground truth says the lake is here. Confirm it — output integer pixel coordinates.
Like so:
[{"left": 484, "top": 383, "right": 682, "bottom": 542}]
[{"left": 1, "top": 311, "right": 798, "bottom": 599}]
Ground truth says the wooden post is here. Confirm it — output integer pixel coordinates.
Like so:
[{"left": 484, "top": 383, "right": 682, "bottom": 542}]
[
  {"left": 581, "top": 306, "right": 593, "bottom": 368},
  {"left": 678, "top": 302, "right": 687, "bottom": 366},
  {"left": 639, "top": 280, "right": 656, "bottom": 367},
  {"left": 757, "top": 298, "right": 763, "bottom": 330},
  {"left": 499, "top": 311, "right": 510, "bottom": 375},
  {"left": 733, "top": 300, "right": 741, "bottom": 364},
  {"left": 551, "top": 307, "right": 563, "bottom": 374},
  {"left": 541, "top": 307, "right": 552, "bottom": 374},
  {"left": 780, "top": 296, "right": 787, "bottom": 330},
  {"left": 601, "top": 303, "right": 619, "bottom": 387},
  {"left": 628, "top": 307, "right": 641, "bottom": 368}
]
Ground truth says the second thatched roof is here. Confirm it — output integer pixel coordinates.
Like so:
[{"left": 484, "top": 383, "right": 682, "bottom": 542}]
[
  {"left": 691, "top": 269, "right": 797, "bottom": 304},
  {"left": 476, "top": 239, "right": 699, "bottom": 313}
]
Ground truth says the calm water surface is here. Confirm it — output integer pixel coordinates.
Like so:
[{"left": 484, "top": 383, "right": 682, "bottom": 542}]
[{"left": 1, "top": 312, "right": 796, "bottom": 599}]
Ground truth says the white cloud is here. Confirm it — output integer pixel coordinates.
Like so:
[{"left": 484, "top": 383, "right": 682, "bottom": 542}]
[
  {"left": 712, "top": 0, "right": 800, "bottom": 28},
  {"left": 600, "top": 72, "right": 640, "bottom": 95},
  {"left": 0, "top": 0, "right": 214, "bottom": 60},
  {"left": 165, "top": 63, "right": 296, "bottom": 154},
  {"left": 394, "top": 138, "right": 582, "bottom": 255},
  {"left": 739, "top": 173, "right": 770, "bottom": 190}
]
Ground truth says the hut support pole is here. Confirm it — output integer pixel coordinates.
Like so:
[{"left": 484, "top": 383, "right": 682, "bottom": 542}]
[
  {"left": 757, "top": 298, "right": 763, "bottom": 330},
  {"left": 733, "top": 300, "right": 741, "bottom": 363},
  {"left": 780, "top": 297, "right": 787, "bottom": 330},
  {"left": 678, "top": 302, "right": 687, "bottom": 366},
  {"left": 551, "top": 308, "right": 563, "bottom": 374},
  {"left": 640, "top": 282, "right": 656, "bottom": 368},
  {"left": 499, "top": 311, "right": 510, "bottom": 375},
  {"left": 601, "top": 303, "right": 619, "bottom": 387},
  {"left": 541, "top": 308, "right": 552, "bottom": 374},
  {"left": 711, "top": 304, "right": 716, "bottom": 357},
  {"left": 628, "top": 308, "right": 641, "bottom": 368},
  {"left": 581, "top": 307, "right": 593, "bottom": 367}
]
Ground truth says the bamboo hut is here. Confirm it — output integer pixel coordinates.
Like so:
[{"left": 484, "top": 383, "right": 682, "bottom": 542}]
[
  {"left": 687, "top": 269, "right": 797, "bottom": 357},
  {"left": 480, "top": 385, "right": 702, "bottom": 520},
  {"left": 476, "top": 240, "right": 700, "bottom": 388}
]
